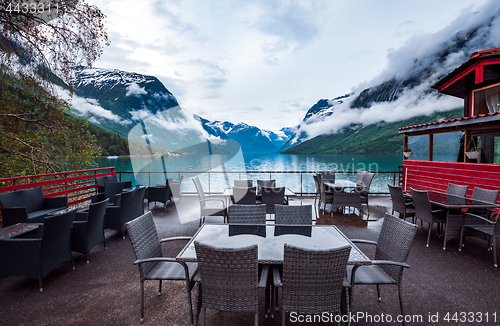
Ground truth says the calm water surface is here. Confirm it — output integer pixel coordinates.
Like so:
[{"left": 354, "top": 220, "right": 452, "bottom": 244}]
[{"left": 96, "top": 153, "right": 403, "bottom": 194}]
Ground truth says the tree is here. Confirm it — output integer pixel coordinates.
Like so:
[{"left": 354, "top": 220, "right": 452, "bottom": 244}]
[{"left": 0, "top": 0, "right": 109, "bottom": 178}]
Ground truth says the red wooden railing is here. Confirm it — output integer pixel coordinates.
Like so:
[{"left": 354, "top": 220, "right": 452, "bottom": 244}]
[
  {"left": 0, "top": 167, "right": 117, "bottom": 226},
  {"left": 402, "top": 160, "right": 500, "bottom": 201}
]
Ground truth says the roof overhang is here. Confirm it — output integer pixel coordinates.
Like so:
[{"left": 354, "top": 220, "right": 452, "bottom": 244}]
[{"left": 398, "top": 111, "right": 500, "bottom": 135}]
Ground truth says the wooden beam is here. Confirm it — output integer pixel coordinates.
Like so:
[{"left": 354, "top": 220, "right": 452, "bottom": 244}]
[{"left": 429, "top": 134, "right": 433, "bottom": 161}]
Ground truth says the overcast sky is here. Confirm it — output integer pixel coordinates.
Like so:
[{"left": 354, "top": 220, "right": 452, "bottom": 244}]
[{"left": 88, "top": 0, "right": 490, "bottom": 133}]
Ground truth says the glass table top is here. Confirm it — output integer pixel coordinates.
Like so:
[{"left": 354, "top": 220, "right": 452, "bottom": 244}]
[{"left": 177, "top": 223, "right": 369, "bottom": 265}]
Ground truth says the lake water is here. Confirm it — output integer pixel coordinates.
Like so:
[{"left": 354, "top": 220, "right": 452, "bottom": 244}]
[{"left": 97, "top": 153, "right": 403, "bottom": 195}]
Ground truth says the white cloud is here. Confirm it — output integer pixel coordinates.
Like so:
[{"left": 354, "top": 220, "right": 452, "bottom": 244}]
[{"left": 126, "top": 82, "right": 148, "bottom": 97}]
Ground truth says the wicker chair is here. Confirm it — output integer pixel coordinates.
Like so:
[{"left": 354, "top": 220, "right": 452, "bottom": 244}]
[
  {"left": 95, "top": 175, "right": 132, "bottom": 194},
  {"left": 91, "top": 182, "right": 124, "bottom": 206},
  {"left": 193, "top": 177, "right": 227, "bottom": 226},
  {"left": 232, "top": 186, "right": 257, "bottom": 205},
  {"left": 388, "top": 184, "right": 415, "bottom": 223},
  {"left": 317, "top": 173, "right": 334, "bottom": 213},
  {"left": 447, "top": 183, "right": 469, "bottom": 197},
  {"left": 468, "top": 187, "right": 500, "bottom": 217},
  {"left": 0, "top": 209, "right": 77, "bottom": 292},
  {"left": 104, "top": 187, "right": 146, "bottom": 239},
  {"left": 125, "top": 212, "right": 198, "bottom": 323},
  {"left": 234, "top": 179, "right": 253, "bottom": 187},
  {"left": 194, "top": 242, "right": 267, "bottom": 326},
  {"left": 275, "top": 204, "right": 312, "bottom": 225},
  {"left": 261, "top": 187, "right": 286, "bottom": 215},
  {"left": 347, "top": 213, "right": 417, "bottom": 325},
  {"left": 168, "top": 175, "right": 183, "bottom": 202},
  {"left": 228, "top": 204, "right": 266, "bottom": 224},
  {"left": 459, "top": 212, "right": 500, "bottom": 267},
  {"left": 146, "top": 182, "right": 173, "bottom": 208},
  {"left": 256, "top": 179, "right": 276, "bottom": 193},
  {"left": 276, "top": 244, "right": 351, "bottom": 326},
  {"left": 71, "top": 198, "right": 109, "bottom": 263},
  {"left": 410, "top": 188, "right": 447, "bottom": 247}
]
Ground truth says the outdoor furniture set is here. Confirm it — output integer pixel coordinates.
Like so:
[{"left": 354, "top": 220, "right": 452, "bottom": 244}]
[
  {"left": 389, "top": 183, "right": 500, "bottom": 267},
  {"left": 314, "top": 171, "right": 375, "bottom": 218}
]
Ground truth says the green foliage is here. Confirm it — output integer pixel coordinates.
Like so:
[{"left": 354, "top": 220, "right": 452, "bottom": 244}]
[{"left": 282, "top": 108, "right": 463, "bottom": 155}]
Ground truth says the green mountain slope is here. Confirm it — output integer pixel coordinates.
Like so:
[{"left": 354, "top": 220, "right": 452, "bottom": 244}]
[{"left": 282, "top": 108, "right": 463, "bottom": 155}]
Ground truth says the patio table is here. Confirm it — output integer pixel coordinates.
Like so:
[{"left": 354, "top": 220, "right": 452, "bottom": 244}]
[
  {"left": 221, "top": 187, "right": 296, "bottom": 206},
  {"left": 409, "top": 190, "right": 500, "bottom": 250},
  {"left": 0, "top": 223, "right": 41, "bottom": 239},
  {"left": 324, "top": 179, "right": 358, "bottom": 192}
]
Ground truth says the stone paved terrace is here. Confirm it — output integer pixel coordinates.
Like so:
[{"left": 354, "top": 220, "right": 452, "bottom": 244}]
[{"left": 1, "top": 195, "right": 499, "bottom": 326}]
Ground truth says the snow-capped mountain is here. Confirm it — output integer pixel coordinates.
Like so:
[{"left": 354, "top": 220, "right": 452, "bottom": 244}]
[
  {"left": 280, "top": 0, "right": 500, "bottom": 153},
  {"left": 69, "top": 67, "right": 292, "bottom": 154},
  {"left": 195, "top": 115, "right": 290, "bottom": 153}
]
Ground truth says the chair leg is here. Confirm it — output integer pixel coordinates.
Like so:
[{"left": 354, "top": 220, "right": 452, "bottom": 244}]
[
  {"left": 255, "top": 312, "right": 258, "bottom": 326},
  {"left": 398, "top": 285, "right": 406, "bottom": 326},
  {"left": 376, "top": 284, "right": 381, "bottom": 301},
  {"left": 459, "top": 226, "right": 465, "bottom": 251},
  {"left": 282, "top": 309, "right": 285, "bottom": 326},
  {"left": 201, "top": 306, "right": 206, "bottom": 326},
  {"left": 426, "top": 225, "right": 432, "bottom": 247},
  {"left": 39, "top": 279, "right": 43, "bottom": 293},
  {"left": 493, "top": 239, "right": 497, "bottom": 268},
  {"left": 140, "top": 281, "right": 145, "bottom": 321},
  {"left": 158, "top": 280, "right": 162, "bottom": 295}
]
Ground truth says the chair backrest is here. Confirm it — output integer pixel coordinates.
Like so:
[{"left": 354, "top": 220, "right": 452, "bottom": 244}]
[
  {"left": 96, "top": 175, "right": 118, "bottom": 187},
  {"left": 120, "top": 187, "right": 146, "bottom": 221},
  {"left": 355, "top": 171, "right": 366, "bottom": 184},
  {"left": 360, "top": 172, "right": 375, "bottom": 193},
  {"left": 275, "top": 204, "right": 312, "bottom": 224},
  {"left": 261, "top": 187, "right": 285, "bottom": 214},
  {"left": 192, "top": 177, "right": 206, "bottom": 203},
  {"left": 234, "top": 179, "right": 253, "bottom": 187},
  {"left": 282, "top": 244, "right": 351, "bottom": 314},
  {"left": 257, "top": 179, "right": 276, "bottom": 192},
  {"left": 471, "top": 187, "right": 500, "bottom": 204},
  {"left": 410, "top": 188, "right": 435, "bottom": 224},
  {"left": 316, "top": 173, "right": 331, "bottom": 202},
  {"left": 447, "top": 183, "right": 469, "bottom": 197},
  {"left": 86, "top": 198, "right": 109, "bottom": 237},
  {"left": 318, "top": 171, "right": 336, "bottom": 182},
  {"left": 104, "top": 182, "right": 124, "bottom": 204},
  {"left": 233, "top": 186, "right": 257, "bottom": 205},
  {"left": 194, "top": 242, "right": 259, "bottom": 313},
  {"left": 0, "top": 187, "right": 45, "bottom": 213},
  {"left": 125, "top": 211, "right": 163, "bottom": 279},
  {"left": 41, "top": 208, "right": 77, "bottom": 269},
  {"left": 312, "top": 174, "right": 321, "bottom": 195},
  {"left": 374, "top": 213, "right": 417, "bottom": 282},
  {"left": 228, "top": 204, "right": 266, "bottom": 224},
  {"left": 388, "top": 184, "right": 407, "bottom": 215}
]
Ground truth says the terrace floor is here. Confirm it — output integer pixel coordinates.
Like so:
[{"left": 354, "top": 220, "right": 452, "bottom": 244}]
[{"left": 1, "top": 196, "right": 499, "bottom": 326}]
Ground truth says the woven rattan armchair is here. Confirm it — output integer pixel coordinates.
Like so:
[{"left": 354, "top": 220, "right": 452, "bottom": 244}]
[
  {"left": 388, "top": 184, "right": 415, "bottom": 223},
  {"left": 232, "top": 186, "right": 257, "bottom": 205},
  {"left": 459, "top": 212, "right": 500, "bottom": 267},
  {"left": 146, "top": 182, "right": 173, "bottom": 208},
  {"left": 228, "top": 204, "right": 266, "bottom": 224},
  {"left": 347, "top": 213, "right": 417, "bottom": 325},
  {"left": 71, "top": 198, "right": 109, "bottom": 263},
  {"left": 275, "top": 244, "right": 351, "bottom": 326},
  {"left": 0, "top": 209, "right": 77, "bottom": 292},
  {"left": 275, "top": 204, "right": 312, "bottom": 225},
  {"left": 194, "top": 242, "right": 267, "bottom": 326},
  {"left": 410, "top": 188, "right": 446, "bottom": 247},
  {"left": 104, "top": 187, "right": 146, "bottom": 239},
  {"left": 193, "top": 177, "right": 227, "bottom": 226},
  {"left": 261, "top": 187, "right": 286, "bottom": 215},
  {"left": 234, "top": 179, "right": 253, "bottom": 187},
  {"left": 125, "top": 212, "right": 198, "bottom": 323}
]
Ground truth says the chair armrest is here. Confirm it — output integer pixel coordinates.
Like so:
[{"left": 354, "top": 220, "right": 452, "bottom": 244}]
[
  {"left": 199, "top": 198, "right": 227, "bottom": 208},
  {"left": 44, "top": 196, "right": 68, "bottom": 208},
  {"left": 349, "top": 239, "right": 377, "bottom": 246},
  {"left": 0, "top": 207, "right": 28, "bottom": 227},
  {"left": 370, "top": 260, "right": 410, "bottom": 269},
  {"left": 134, "top": 257, "right": 179, "bottom": 264},
  {"left": 160, "top": 236, "right": 192, "bottom": 243},
  {"left": 204, "top": 195, "right": 228, "bottom": 200},
  {"left": 259, "top": 265, "right": 269, "bottom": 288},
  {"left": 463, "top": 213, "right": 496, "bottom": 225},
  {"left": 272, "top": 265, "right": 282, "bottom": 287},
  {"left": 114, "top": 193, "right": 122, "bottom": 206}
]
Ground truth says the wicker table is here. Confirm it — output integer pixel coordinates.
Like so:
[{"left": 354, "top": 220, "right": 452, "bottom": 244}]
[
  {"left": 0, "top": 223, "right": 41, "bottom": 239},
  {"left": 412, "top": 190, "right": 500, "bottom": 250},
  {"left": 177, "top": 223, "right": 369, "bottom": 265}
]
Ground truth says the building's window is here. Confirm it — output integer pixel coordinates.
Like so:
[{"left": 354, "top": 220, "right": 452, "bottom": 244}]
[
  {"left": 473, "top": 82, "right": 500, "bottom": 115},
  {"left": 407, "top": 135, "right": 429, "bottom": 160},
  {"left": 475, "top": 134, "right": 500, "bottom": 164},
  {"left": 433, "top": 132, "right": 463, "bottom": 162}
]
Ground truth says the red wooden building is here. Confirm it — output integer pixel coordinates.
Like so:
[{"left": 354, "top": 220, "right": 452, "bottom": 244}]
[{"left": 399, "top": 47, "right": 500, "bottom": 197}]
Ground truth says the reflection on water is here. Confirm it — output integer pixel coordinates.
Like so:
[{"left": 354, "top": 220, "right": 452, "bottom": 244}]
[{"left": 96, "top": 153, "right": 403, "bottom": 194}]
